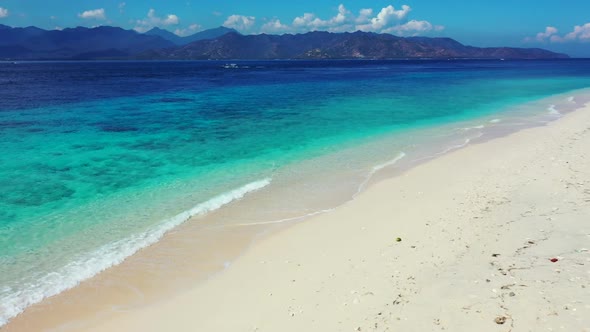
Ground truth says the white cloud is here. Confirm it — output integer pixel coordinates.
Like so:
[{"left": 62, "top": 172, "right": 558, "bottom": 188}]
[
  {"left": 333, "top": 4, "right": 350, "bottom": 25},
  {"left": 119, "top": 2, "right": 126, "bottom": 14},
  {"left": 160, "top": 13, "right": 179, "bottom": 25},
  {"left": 292, "top": 13, "right": 315, "bottom": 28},
  {"left": 261, "top": 19, "right": 290, "bottom": 34},
  {"left": 134, "top": 9, "right": 180, "bottom": 33},
  {"left": 529, "top": 23, "right": 590, "bottom": 43},
  {"left": 223, "top": 15, "right": 256, "bottom": 32},
  {"left": 78, "top": 8, "right": 106, "bottom": 20},
  {"left": 0, "top": 7, "right": 9, "bottom": 18},
  {"left": 356, "top": 5, "right": 411, "bottom": 32},
  {"left": 226, "top": 3, "right": 441, "bottom": 36},
  {"left": 383, "top": 20, "right": 444, "bottom": 36},
  {"left": 535, "top": 26, "right": 558, "bottom": 42},
  {"left": 356, "top": 8, "right": 373, "bottom": 24},
  {"left": 175, "top": 23, "right": 201, "bottom": 36},
  {"left": 277, "top": 3, "right": 440, "bottom": 35},
  {"left": 292, "top": 4, "right": 353, "bottom": 32},
  {"left": 564, "top": 23, "right": 590, "bottom": 41}
]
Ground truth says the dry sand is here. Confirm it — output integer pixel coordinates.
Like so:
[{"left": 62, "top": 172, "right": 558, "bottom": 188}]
[
  {"left": 80, "top": 105, "right": 590, "bottom": 331},
  {"left": 8, "top": 105, "right": 590, "bottom": 332}
]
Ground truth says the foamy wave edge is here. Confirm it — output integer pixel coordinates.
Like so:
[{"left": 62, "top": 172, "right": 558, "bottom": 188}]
[
  {"left": 0, "top": 178, "right": 271, "bottom": 327},
  {"left": 355, "top": 152, "right": 406, "bottom": 197},
  {"left": 548, "top": 104, "right": 561, "bottom": 115},
  {"left": 234, "top": 153, "right": 407, "bottom": 228}
]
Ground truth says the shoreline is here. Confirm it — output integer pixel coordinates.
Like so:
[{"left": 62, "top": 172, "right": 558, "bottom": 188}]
[
  {"left": 85, "top": 102, "right": 589, "bottom": 331},
  {"left": 2, "top": 100, "right": 588, "bottom": 331}
]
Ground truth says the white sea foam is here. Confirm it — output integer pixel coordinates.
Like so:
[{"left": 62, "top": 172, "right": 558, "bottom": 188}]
[
  {"left": 372, "top": 152, "right": 407, "bottom": 173},
  {"left": 411, "top": 133, "right": 482, "bottom": 165},
  {"left": 235, "top": 153, "right": 406, "bottom": 228},
  {"left": 436, "top": 137, "right": 473, "bottom": 156},
  {"left": 567, "top": 96, "right": 575, "bottom": 103},
  {"left": 355, "top": 152, "right": 406, "bottom": 196},
  {"left": 462, "top": 124, "right": 485, "bottom": 131},
  {"left": 547, "top": 104, "right": 561, "bottom": 115},
  {"left": 0, "top": 178, "right": 271, "bottom": 327},
  {"left": 547, "top": 105, "right": 561, "bottom": 115},
  {"left": 233, "top": 208, "right": 336, "bottom": 227},
  {"left": 489, "top": 118, "right": 501, "bottom": 123}
]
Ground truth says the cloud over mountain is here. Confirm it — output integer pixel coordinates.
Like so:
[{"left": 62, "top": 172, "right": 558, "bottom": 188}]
[
  {"left": 134, "top": 9, "right": 180, "bottom": 33},
  {"left": 356, "top": 5, "right": 411, "bottom": 31},
  {"left": 529, "top": 23, "right": 590, "bottom": 43},
  {"left": 238, "top": 3, "right": 442, "bottom": 36},
  {"left": 175, "top": 23, "right": 202, "bottom": 37},
  {"left": 78, "top": 8, "right": 106, "bottom": 20},
  {"left": 223, "top": 15, "right": 256, "bottom": 32}
]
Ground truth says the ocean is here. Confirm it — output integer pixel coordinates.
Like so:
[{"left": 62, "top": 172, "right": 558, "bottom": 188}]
[{"left": 1, "top": 59, "right": 590, "bottom": 326}]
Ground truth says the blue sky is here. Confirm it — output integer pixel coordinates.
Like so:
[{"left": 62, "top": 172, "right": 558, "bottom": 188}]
[{"left": 0, "top": 0, "right": 589, "bottom": 56}]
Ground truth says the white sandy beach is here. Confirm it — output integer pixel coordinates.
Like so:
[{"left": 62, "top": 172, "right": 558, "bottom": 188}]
[
  {"left": 78, "top": 105, "right": 590, "bottom": 331},
  {"left": 4, "top": 104, "right": 590, "bottom": 332}
]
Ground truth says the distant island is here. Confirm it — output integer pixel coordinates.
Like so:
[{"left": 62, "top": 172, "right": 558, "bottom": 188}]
[{"left": 0, "top": 24, "right": 568, "bottom": 60}]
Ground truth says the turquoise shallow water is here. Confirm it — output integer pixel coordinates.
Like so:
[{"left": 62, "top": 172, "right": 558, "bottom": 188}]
[{"left": 1, "top": 59, "right": 590, "bottom": 325}]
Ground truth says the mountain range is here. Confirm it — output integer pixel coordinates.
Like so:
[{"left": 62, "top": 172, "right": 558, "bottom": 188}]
[
  {"left": 0, "top": 24, "right": 173, "bottom": 59},
  {"left": 0, "top": 24, "right": 568, "bottom": 60},
  {"left": 139, "top": 31, "right": 568, "bottom": 60},
  {"left": 144, "top": 26, "right": 237, "bottom": 46}
]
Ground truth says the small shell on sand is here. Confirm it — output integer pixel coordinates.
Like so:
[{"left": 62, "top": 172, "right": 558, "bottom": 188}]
[{"left": 494, "top": 316, "right": 507, "bottom": 325}]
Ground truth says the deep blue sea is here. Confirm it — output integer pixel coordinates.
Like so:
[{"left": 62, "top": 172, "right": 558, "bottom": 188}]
[{"left": 1, "top": 59, "right": 590, "bottom": 325}]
